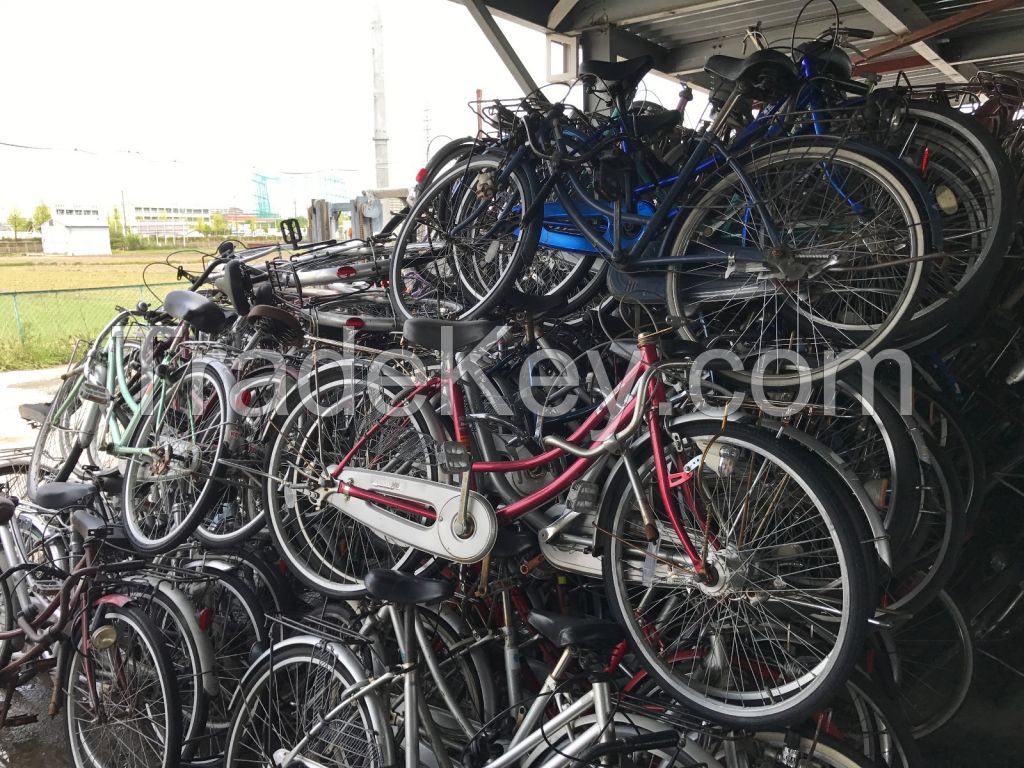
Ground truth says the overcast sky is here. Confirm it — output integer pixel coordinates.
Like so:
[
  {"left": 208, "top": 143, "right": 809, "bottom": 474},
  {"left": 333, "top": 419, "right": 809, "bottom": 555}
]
[{"left": 0, "top": 0, "right": 696, "bottom": 218}]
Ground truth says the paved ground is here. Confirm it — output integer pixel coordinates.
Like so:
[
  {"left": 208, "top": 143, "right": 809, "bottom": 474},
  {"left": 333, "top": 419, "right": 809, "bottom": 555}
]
[
  {"left": 0, "top": 368, "right": 70, "bottom": 767},
  {"left": 0, "top": 366, "right": 63, "bottom": 449},
  {"left": 0, "top": 677, "right": 70, "bottom": 768}
]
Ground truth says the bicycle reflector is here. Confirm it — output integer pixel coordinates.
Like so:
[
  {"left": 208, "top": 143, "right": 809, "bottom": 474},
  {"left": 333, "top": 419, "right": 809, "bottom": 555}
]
[
  {"left": 91, "top": 624, "right": 119, "bottom": 651},
  {"left": 198, "top": 607, "right": 215, "bottom": 632},
  {"left": 415, "top": 168, "right": 428, "bottom": 184},
  {"left": 337, "top": 265, "right": 358, "bottom": 279},
  {"left": 345, "top": 317, "right": 366, "bottom": 330}
]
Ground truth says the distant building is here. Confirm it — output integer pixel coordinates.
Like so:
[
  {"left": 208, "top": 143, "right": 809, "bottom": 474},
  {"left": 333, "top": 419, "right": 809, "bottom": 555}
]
[
  {"left": 41, "top": 207, "right": 111, "bottom": 255},
  {"left": 127, "top": 204, "right": 278, "bottom": 237},
  {"left": 129, "top": 204, "right": 213, "bottom": 237}
]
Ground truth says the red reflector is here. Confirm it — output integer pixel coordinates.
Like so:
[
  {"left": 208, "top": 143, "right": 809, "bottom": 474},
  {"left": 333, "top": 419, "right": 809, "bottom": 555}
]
[
  {"left": 240, "top": 390, "right": 253, "bottom": 407},
  {"left": 345, "top": 317, "right": 366, "bottom": 330},
  {"left": 198, "top": 607, "right": 214, "bottom": 632},
  {"left": 920, "top": 146, "right": 930, "bottom": 175},
  {"left": 415, "top": 168, "right": 428, "bottom": 184},
  {"left": 278, "top": 559, "right": 287, "bottom": 575},
  {"left": 336, "top": 265, "right": 357, "bottom": 279}
]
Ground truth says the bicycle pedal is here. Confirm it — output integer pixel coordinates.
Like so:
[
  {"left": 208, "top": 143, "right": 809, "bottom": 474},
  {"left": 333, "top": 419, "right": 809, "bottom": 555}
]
[
  {"left": 566, "top": 481, "right": 598, "bottom": 513},
  {"left": 79, "top": 381, "right": 110, "bottom": 405},
  {"left": 438, "top": 441, "right": 471, "bottom": 473}
]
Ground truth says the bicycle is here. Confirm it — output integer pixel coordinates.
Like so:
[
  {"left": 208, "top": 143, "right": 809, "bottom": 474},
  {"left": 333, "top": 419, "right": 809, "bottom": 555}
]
[
  {"left": 261, "top": 315, "right": 872, "bottom": 726},
  {"left": 0, "top": 490, "right": 181, "bottom": 768}
]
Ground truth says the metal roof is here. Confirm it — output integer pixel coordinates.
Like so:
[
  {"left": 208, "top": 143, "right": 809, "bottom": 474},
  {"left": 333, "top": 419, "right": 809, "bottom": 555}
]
[{"left": 469, "top": 0, "right": 1024, "bottom": 87}]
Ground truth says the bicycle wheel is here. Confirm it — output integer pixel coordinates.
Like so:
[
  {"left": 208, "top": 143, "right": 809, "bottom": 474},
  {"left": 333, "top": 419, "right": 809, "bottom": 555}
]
[
  {"left": 223, "top": 642, "right": 391, "bottom": 768},
  {"left": 666, "top": 139, "right": 927, "bottom": 387},
  {"left": 600, "top": 420, "right": 871, "bottom": 728},
  {"left": 193, "top": 363, "right": 289, "bottom": 549},
  {"left": 121, "top": 359, "right": 234, "bottom": 554},
  {"left": 28, "top": 371, "right": 90, "bottom": 499},
  {"left": 884, "top": 432, "right": 965, "bottom": 617},
  {"left": 262, "top": 360, "right": 447, "bottom": 597},
  {"left": 886, "top": 589, "right": 973, "bottom": 737},
  {"left": 389, "top": 154, "right": 540, "bottom": 320},
  {"left": 127, "top": 582, "right": 210, "bottom": 761},
  {"left": 63, "top": 603, "right": 182, "bottom": 768},
  {"left": 885, "top": 102, "right": 1016, "bottom": 340},
  {"left": 185, "top": 567, "right": 269, "bottom": 762},
  {"left": 819, "top": 669, "right": 925, "bottom": 768}
]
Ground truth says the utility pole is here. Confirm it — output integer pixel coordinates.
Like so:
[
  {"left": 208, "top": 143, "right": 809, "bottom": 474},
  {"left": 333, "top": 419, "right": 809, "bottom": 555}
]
[
  {"left": 371, "top": 4, "right": 389, "bottom": 189},
  {"left": 120, "top": 190, "right": 129, "bottom": 237}
]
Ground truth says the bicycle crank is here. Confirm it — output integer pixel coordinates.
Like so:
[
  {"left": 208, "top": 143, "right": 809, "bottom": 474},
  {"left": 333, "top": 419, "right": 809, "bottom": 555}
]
[{"left": 327, "top": 468, "right": 497, "bottom": 563}]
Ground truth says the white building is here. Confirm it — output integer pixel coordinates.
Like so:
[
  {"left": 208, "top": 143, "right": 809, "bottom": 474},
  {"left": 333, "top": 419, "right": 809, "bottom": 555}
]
[{"left": 41, "top": 207, "right": 111, "bottom": 255}]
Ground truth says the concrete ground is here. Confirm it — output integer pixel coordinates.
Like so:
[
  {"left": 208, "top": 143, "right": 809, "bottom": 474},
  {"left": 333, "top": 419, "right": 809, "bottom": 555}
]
[
  {"left": 0, "top": 366, "right": 64, "bottom": 449},
  {"left": 0, "top": 678, "right": 69, "bottom": 768}
]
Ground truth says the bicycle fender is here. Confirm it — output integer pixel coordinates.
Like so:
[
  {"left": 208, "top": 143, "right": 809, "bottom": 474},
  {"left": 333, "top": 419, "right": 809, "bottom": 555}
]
[{"left": 135, "top": 576, "right": 220, "bottom": 698}]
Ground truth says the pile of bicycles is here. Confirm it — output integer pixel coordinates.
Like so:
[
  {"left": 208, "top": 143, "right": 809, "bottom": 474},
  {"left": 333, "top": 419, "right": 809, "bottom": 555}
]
[{"left": 4, "top": 16, "right": 1024, "bottom": 768}]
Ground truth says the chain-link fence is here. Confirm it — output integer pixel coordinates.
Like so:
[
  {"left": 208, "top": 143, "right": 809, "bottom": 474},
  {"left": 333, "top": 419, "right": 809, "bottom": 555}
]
[{"left": 0, "top": 283, "right": 177, "bottom": 370}]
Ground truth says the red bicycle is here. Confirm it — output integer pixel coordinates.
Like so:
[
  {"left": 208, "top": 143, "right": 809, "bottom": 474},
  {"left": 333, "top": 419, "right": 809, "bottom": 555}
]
[
  {"left": 261, "top": 318, "right": 871, "bottom": 726},
  {"left": 0, "top": 491, "right": 181, "bottom": 768}
]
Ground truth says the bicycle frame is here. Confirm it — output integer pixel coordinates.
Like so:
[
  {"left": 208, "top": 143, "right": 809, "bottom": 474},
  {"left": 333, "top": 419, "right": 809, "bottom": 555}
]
[{"left": 328, "top": 337, "right": 712, "bottom": 575}]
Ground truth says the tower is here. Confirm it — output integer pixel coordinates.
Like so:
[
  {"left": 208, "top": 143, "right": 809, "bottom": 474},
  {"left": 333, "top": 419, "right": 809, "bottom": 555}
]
[{"left": 371, "top": 4, "right": 389, "bottom": 188}]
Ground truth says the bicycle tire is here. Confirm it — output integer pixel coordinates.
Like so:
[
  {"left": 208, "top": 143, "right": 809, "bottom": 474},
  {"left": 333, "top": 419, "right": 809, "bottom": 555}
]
[
  {"left": 63, "top": 603, "right": 182, "bottom": 768},
  {"left": 666, "top": 139, "right": 927, "bottom": 387},
  {"left": 223, "top": 641, "right": 392, "bottom": 768},
  {"left": 887, "top": 101, "right": 1017, "bottom": 341},
  {"left": 601, "top": 420, "right": 871, "bottom": 728},
  {"left": 121, "top": 358, "right": 235, "bottom": 554},
  {"left": 389, "top": 154, "right": 541, "bottom": 321},
  {"left": 27, "top": 371, "right": 89, "bottom": 500},
  {"left": 262, "top": 359, "right": 448, "bottom": 597}
]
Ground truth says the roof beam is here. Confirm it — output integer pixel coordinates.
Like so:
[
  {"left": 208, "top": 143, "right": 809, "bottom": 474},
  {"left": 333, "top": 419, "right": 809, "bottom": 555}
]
[
  {"left": 548, "top": 0, "right": 582, "bottom": 30},
  {"left": 852, "top": 0, "right": 970, "bottom": 81},
  {"left": 852, "top": 0, "right": 1024, "bottom": 80},
  {"left": 560, "top": 0, "right": 741, "bottom": 32},
  {"left": 853, "top": 54, "right": 931, "bottom": 75}
]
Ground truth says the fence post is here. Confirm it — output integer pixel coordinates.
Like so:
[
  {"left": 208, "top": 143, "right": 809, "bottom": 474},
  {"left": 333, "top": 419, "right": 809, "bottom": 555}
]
[{"left": 10, "top": 294, "right": 25, "bottom": 344}]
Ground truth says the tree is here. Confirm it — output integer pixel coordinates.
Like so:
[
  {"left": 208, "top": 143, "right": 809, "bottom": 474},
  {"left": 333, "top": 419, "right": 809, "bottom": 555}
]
[
  {"left": 108, "top": 208, "right": 124, "bottom": 236},
  {"left": 247, "top": 218, "right": 257, "bottom": 233},
  {"left": 210, "top": 213, "right": 230, "bottom": 237},
  {"left": 195, "top": 218, "right": 210, "bottom": 235},
  {"left": 6, "top": 209, "right": 30, "bottom": 240},
  {"left": 31, "top": 203, "right": 51, "bottom": 231}
]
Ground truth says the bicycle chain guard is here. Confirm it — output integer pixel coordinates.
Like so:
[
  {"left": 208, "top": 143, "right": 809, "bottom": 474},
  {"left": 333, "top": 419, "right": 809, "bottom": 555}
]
[{"left": 328, "top": 468, "right": 497, "bottom": 563}]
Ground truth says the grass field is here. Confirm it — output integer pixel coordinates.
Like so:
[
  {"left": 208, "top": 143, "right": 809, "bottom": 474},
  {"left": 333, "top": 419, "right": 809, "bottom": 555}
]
[{"left": 0, "top": 249, "right": 253, "bottom": 370}]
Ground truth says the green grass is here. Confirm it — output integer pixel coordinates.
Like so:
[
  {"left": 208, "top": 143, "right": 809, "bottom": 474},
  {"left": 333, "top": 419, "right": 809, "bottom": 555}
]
[{"left": 0, "top": 249, "right": 244, "bottom": 370}]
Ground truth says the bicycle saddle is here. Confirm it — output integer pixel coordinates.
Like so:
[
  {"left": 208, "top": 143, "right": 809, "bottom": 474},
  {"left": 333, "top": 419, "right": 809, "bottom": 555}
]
[
  {"left": 629, "top": 109, "right": 682, "bottom": 138},
  {"left": 364, "top": 569, "right": 455, "bottom": 606},
  {"left": 799, "top": 42, "right": 854, "bottom": 80},
  {"left": 581, "top": 55, "right": 654, "bottom": 94},
  {"left": 18, "top": 403, "right": 49, "bottom": 424},
  {"left": 704, "top": 49, "right": 798, "bottom": 100},
  {"left": 403, "top": 318, "right": 495, "bottom": 351},
  {"left": 163, "top": 290, "right": 230, "bottom": 335},
  {"left": 32, "top": 481, "right": 95, "bottom": 510},
  {"left": 528, "top": 610, "right": 625, "bottom": 650}
]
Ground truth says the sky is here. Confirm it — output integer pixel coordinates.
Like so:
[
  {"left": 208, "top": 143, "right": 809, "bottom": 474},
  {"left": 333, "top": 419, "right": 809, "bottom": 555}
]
[{"left": 0, "top": 0, "right": 698, "bottom": 220}]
